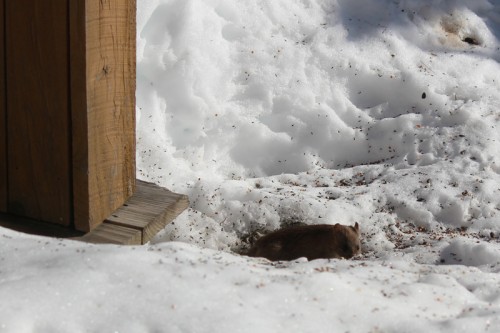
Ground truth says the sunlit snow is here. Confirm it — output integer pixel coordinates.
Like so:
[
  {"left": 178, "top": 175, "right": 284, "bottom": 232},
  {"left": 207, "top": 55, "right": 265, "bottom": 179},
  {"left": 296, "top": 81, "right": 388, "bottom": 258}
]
[{"left": 2, "top": 0, "right": 500, "bottom": 332}]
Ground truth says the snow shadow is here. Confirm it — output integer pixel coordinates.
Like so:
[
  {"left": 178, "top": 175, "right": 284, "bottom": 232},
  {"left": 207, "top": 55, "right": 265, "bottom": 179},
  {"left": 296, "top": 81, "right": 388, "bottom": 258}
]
[
  {"left": 337, "top": 0, "right": 499, "bottom": 59},
  {"left": 439, "top": 239, "right": 500, "bottom": 268}
]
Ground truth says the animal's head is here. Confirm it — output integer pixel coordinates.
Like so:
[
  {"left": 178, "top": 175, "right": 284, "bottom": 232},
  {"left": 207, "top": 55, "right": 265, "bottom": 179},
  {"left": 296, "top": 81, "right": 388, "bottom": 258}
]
[{"left": 334, "top": 222, "right": 361, "bottom": 259}]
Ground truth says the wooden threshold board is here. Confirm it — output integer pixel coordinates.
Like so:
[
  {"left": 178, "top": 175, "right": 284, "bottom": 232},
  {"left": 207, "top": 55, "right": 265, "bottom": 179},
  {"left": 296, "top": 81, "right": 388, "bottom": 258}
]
[{"left": 78, "top": 180, "right": 189, "bottom": 245}]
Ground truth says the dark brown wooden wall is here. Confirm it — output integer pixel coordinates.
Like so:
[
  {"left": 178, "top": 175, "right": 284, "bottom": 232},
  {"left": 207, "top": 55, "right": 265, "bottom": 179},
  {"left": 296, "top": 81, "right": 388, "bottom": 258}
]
[
  {"left": 0, "top": 0, "right": 135, "bottom": 232},
  {"left": 0, "top": 0, "right": 6, "bottom": 212},
  {"left": 5, "top": 0, "right": 71, "bottom": 225}
]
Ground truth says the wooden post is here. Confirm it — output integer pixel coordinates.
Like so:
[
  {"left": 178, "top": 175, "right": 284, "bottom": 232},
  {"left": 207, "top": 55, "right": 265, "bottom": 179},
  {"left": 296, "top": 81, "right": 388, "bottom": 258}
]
[
  {"left": 0, "top": 0, "right": 135, "bottom": 232},
  {"left": 0, "top": 0, "right": 188, "bottom": 242},
  {"left": 70, "top": 0, "right": 136, "bottom": 232}
]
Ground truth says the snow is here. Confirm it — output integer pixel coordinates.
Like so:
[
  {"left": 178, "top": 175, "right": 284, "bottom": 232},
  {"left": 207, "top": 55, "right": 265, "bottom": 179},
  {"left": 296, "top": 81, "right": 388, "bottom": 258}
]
[{"left": 2, "top": 0, "right": 500, "bottom": 331}]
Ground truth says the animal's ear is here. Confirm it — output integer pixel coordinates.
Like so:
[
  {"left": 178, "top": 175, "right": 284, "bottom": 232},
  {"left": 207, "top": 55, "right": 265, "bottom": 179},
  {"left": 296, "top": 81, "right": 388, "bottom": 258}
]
[{"left": 354, "top": 222, "right": 359, "bottom": 233}]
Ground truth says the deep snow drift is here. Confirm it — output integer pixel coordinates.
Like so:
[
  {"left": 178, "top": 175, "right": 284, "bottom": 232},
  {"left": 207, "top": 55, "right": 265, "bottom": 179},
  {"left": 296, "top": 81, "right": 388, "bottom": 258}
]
[
  {"left": 2, "top": 0, "right": 500, "bottom": 332},
  {"left": 137, "top": 0, "right": 500, "bottom": 257}
]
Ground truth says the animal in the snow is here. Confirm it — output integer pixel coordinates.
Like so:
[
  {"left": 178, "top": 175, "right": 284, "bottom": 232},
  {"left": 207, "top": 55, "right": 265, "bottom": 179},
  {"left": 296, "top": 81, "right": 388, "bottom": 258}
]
[{"left": 247, "top": 223, "right": 361, "bottom": 261}]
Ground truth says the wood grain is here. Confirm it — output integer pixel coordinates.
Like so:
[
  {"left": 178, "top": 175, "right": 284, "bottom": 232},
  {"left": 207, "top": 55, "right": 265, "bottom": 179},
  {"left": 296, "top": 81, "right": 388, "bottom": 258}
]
[
  {"left": 0, "top": 0, "right": 6, "bottom": 212},
  {"left": 70, "top": 0, "right": 90, "bottom": 230},
  {"left": 79, "top": 180, "right": 188, "bottom": 245},
  {"left": 105, "top": 180, "right": 189, "bottom": 243},
  {"left": 5, "top": 0, "right": 71, "bottom": 225},
  {"left": 78, "top": 223, "right": 142, "bottom": 245},
  {"left": 72, "top": 0, "right": 136, "bottom": 231},
  {"left": 1, "top": 180, "right": 189, "bottom": 245}
]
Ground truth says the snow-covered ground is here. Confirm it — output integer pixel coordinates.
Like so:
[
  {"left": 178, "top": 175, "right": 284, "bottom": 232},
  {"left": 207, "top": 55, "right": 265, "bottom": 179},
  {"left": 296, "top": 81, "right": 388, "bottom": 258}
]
[{"left": 2, "top": 0, "right": 500, "bottom": 331}]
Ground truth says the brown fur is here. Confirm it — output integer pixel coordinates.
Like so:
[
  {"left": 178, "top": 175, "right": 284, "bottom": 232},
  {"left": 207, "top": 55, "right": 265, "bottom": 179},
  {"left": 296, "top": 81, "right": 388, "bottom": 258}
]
[{"left": 247, "top": 223, "right": 361, "bottom": 261}]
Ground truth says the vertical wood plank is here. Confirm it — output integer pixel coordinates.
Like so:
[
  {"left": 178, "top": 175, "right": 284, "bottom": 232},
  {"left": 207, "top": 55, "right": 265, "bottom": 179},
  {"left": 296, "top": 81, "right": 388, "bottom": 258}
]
[
  {"left": 5, "top": 0, "right": 71, "bottom": 225},
  {"left": 72, "top": 0, "right": 136, "bottom": 232},
  {"left": 0, "top": 0, "right": 6, "bottom": 212},
  {"left": 70, "top": 0, "right": 89, "bottom": 230}
]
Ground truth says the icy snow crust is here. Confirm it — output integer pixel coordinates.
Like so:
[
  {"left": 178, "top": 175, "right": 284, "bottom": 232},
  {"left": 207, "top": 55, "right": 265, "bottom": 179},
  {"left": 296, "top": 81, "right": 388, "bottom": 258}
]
[{"left": 2, "top": 0, "right": 500, "bottom": 332}]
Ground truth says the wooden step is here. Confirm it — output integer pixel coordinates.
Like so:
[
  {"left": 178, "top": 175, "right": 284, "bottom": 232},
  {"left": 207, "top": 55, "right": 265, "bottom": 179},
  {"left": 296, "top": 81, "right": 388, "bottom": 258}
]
[
  {"left": 0, "top": 180, "right": 189, "bottom": 245},
  {"left": 78, "top": 180, "right": 189, "bottom": 245}
]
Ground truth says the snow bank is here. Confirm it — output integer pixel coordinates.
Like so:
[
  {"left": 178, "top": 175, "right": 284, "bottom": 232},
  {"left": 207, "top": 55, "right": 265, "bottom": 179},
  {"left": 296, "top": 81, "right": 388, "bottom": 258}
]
[
  {"left": 1, "top": 0, "right": 500, "bottom": 332},
  {"left": 137, "top": 0, "right": 500, "bottom": 257},
  {"left": 1, "top": 228, "right": 500, "bottom": 333}
]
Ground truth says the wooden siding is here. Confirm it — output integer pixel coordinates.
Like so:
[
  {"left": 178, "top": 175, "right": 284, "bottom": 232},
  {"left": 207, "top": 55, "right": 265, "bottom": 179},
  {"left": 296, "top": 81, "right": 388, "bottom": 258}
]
[
  {"left": 5, "top": 0, "right": 71, "bottom": 225},
  {"left": 0, "top": 0, "right": 137, "bottom": 232},
  {"left": 0, "top": 0, "right": 6, "bottom": 211}
]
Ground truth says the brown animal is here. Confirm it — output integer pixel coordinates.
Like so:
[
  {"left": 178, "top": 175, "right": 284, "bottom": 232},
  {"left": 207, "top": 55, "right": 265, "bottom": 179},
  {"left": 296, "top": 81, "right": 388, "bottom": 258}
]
[{"left": 247, "top": 223, "right": 361, "bottom": 261}]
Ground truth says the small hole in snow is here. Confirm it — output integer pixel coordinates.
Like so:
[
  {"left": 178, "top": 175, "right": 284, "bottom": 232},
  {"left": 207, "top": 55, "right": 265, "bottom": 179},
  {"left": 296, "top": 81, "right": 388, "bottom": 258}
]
[{"left": 463, "top": 37, "right": 480, "bottom": 45}]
